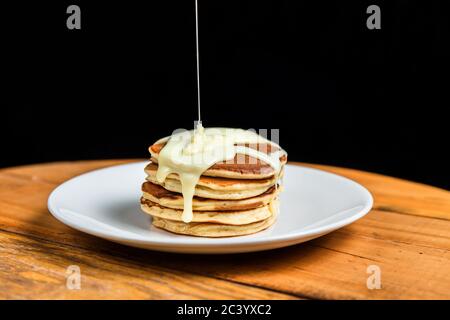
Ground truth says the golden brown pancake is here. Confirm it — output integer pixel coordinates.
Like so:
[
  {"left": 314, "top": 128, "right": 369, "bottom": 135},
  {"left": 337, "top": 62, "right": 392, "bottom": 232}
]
[
  {"left": 141, "top": 198, "right": 275, "bottom": 225},
  {"left": 145, "top": 163, "right": 279, "bottom": 199},
  {"left": 142, "top": 181, "right": 278, "bottom": 211},
  {"left": 151, "top": 200, "right": 278, "bottom": 237},
  {"left": 141, "top": 133, "right": 286, "bottom": 237},
  {"left": 145, "top": 163, "right": 276, "bottom": 191},
  {"left": 149, "top": 142, "right": 287, "bottom": 179}
]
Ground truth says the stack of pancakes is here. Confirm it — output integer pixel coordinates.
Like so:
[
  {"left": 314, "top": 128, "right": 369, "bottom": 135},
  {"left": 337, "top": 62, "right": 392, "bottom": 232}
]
[{"left": 140, "top": 142, "right": 287, "bottom": 237}]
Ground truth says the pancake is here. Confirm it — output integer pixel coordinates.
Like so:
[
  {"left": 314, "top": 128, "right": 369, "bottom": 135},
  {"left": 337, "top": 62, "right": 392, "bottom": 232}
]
[
  {"left": 151, "top": 199, "right": 278, "bottom": 237},
  {"left": 145, "top": 163, "right": 278, "bottom": 199},
  {"left": 141, "top": 198, "right": 274, "bottom": 225},
  {"left": 150, "top": 142, "right": 287, "bottom": 179},
  {"left": 146, "top": 176, "right": 272, "bottom": 199},
  {"left": 141, "top": 128, "right": 287, "bottom": 237},
  {"left": 142, "top": 181, "right": 278, "bottom": 211},
  {"left": 145, "top": 163, "right": 277, "bottom": 191}
]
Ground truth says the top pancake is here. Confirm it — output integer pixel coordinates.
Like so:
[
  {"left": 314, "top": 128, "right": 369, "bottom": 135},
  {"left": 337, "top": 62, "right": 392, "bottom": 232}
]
[{"left": 149, "top": 142, "right": 287, "bottom": 179}]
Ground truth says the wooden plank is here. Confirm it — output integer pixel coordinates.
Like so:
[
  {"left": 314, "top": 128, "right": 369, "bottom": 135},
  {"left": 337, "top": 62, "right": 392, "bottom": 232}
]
[
  {"left": 148, "top": 209, "right": 450, "bottom": 299},
  {"left": 0, "top": 160, "right": 135, "bottom": 185},
  {"left": 0, "top": 160, "right": 449, "bottom": 299},
  {"left": 0, "top": 229, "right": 296, "bottom": 300},
  {"left": 114, "top": 212, "right": 446, "bottom": 300}
]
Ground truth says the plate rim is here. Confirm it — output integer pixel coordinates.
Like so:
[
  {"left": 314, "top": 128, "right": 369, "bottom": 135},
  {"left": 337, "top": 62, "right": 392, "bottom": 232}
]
[{"left": 48, "top": 162, "right": 373, "bottom": 249}]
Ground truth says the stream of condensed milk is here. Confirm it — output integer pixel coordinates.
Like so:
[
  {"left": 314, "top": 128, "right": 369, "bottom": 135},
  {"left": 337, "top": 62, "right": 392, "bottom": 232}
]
[{"left": 154, "top": 1, "right": 284, "bottom": 223}]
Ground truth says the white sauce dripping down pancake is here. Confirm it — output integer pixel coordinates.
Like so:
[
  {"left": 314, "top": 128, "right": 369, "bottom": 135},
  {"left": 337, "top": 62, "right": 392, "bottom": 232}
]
[{"left": 155, "top": 125, "right": 285, "bottom": 223}]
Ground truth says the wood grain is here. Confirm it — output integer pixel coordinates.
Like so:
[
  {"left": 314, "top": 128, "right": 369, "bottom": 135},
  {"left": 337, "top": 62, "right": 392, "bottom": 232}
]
[
  {"left": 0, "top": 160, "right": 449, "bottom": 299},
  {"left": 0, "top": 229, "right": 295, "bottom": 299}
]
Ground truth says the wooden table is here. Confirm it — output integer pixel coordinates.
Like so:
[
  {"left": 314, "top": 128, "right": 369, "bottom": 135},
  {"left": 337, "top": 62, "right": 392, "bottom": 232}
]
[{"left": 0, "top": 160, "right": 449, "bottom": 299}]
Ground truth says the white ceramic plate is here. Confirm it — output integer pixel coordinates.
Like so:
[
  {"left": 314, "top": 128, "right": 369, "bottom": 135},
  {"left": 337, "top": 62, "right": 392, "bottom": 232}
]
[{"left": 48, "top": 162, "right": 373, "bottom": 254}]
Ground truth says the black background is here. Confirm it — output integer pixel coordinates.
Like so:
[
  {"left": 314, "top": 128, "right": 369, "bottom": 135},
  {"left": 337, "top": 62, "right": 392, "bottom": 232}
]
[
  {"left": 0, "top": 300, "right": 447, "bottom": 318},
  {"left": 2, "top": 1, "right": 449, "bottom": 189}
]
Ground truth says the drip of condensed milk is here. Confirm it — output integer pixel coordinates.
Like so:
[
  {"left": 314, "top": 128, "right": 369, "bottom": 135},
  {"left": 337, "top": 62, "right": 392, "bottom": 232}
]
[{"left": 155, "top": 126, "right": 285, "bottom": 223}]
